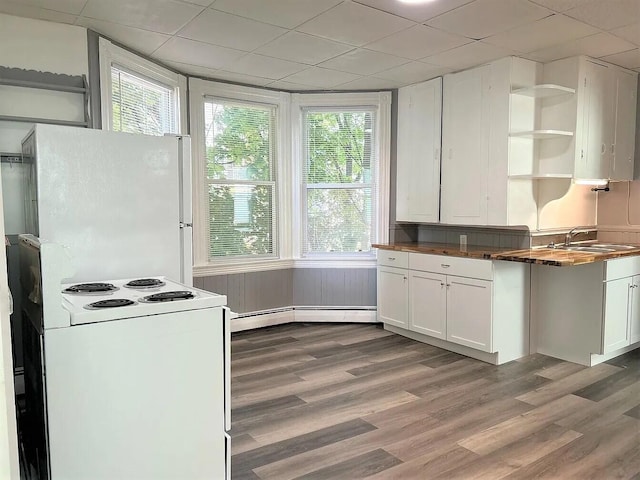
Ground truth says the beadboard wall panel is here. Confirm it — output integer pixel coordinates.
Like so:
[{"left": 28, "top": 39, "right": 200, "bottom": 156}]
[{"left": 196, "top": 268, "right": 376, "bottom": 315}]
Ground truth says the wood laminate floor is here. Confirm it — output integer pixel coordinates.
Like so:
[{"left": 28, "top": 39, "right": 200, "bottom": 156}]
[{"left": 230, "top": 323, "right": 640, "bottom": 480}]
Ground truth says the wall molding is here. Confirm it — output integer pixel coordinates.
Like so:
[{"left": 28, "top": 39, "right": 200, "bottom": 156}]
[{"left": 230, "top": 307, "right": 378, "bottom": 333}]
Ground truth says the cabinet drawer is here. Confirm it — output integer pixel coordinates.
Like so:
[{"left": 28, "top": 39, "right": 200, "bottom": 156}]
[
  {"left": 409, "top": 253, "right": 493, "bottom": 280},
  {"left": 606, "top": 256, "right": 640, "bottom": 281},
  {"left": 377, "top": 250, "right": 408, "bottom": 268}
]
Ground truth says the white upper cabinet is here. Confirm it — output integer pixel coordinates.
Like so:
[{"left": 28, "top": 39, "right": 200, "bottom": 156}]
[
  {"left": 611, "top": 69, "right": 638, "bottom": 181},
  {"left": 396, "top": 77, "right": 442, "bottom": 223},
  {"left": 441, "top": 57, "right": 538, "bottom": 228},
  {"left": 441, "top": 64, "right": 490, "bottom": 225},
  {"left": 542, "top": 56, "right": 637, "bottom": 181}
]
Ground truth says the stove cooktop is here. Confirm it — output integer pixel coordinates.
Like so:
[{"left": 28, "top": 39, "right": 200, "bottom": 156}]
[{"left": 60, "top": 277, "right": 225, "bottom": 325}]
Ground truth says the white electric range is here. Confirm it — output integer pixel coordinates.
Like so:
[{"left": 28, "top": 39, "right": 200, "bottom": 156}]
[{"left": 20, "top": 236, "right": 231, "bottom": 480}]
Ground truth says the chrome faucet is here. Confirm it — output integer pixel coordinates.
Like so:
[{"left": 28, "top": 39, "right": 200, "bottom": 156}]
[{"left": 564, "top": 227, "right": 590, "bottom": 246}]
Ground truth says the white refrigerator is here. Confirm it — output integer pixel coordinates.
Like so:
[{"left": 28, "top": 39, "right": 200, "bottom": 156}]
[{"left": 21, "top": 124, "right": 193, "bottom": 285}]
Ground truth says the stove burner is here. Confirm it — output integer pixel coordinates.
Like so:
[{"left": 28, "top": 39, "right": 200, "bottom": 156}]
[
  {"left": 85, "top": 298, "right": 135, "bottom": 309},
  {"left": 140, "top": 291, "right": 195, "bottom": 303},
  {"left": 63, "top": 283, "right": 118, "bottom": 294},
  {"left": 124, "top": 278, "right": 166, "bottom": 289}
]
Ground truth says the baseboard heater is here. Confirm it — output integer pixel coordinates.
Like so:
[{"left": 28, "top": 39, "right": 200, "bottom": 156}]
[{"left": 231, "top": 306, "right": 378, "bottom": 332}]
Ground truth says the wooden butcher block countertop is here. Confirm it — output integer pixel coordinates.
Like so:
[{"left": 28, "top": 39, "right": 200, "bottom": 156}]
[{"left": 373, "top": 242, "right": 640, "bottom": 267}]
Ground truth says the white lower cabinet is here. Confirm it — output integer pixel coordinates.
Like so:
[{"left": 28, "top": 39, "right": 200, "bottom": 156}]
[
  {"left": 408, "top": 270, "right": 446, "bottom": 339},
  {"left": 377, "top": 251, "right": 529, "bottom": 364},
  {"left": 377, "top": 266, "right": 408, "bottom": 329},
  {"left": 535, "top": 257, "right": 640, "bottom": 366},
  {"left": 446, "top": 277, "right": 492, "bottom": 352}
]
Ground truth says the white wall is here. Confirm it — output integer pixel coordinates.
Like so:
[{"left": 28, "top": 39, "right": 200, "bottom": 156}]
[
  {"left": 0, "top": 14, "right": 89, "bottom": 477},
  {"left": 0, "top": 13, "right": 88, "bottom": 233}
]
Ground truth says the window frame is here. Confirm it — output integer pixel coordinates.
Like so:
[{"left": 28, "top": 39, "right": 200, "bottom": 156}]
[
  {"left": 98, "top": 37, "right": 187, "bottom": 134},
  {"left": 190, "top": 78, "right": 291, "bottom": 276},
  {"left": 292, "top": 92, "right": 391, "bottom": 268}
]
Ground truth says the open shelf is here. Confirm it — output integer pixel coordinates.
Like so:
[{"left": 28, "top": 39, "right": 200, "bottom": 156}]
[
  {"left": 511, "top": 84, "right": 576, "bottom": 98},
  {"left": 509, "top": 129, "right": 574, "bottom": 139}
]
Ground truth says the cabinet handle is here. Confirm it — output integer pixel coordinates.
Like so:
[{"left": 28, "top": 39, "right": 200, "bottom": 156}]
[
  {"left": 388, "top": 256, "right": 396, "bottom": 261},
  {"left": 611, "top": 144, "right": 615, "bottom": 155},
  {"left": 601, "top": 143, "right": 606, "bottom": 155},
  {"left": 446, "top": 284, "right": 451, "bottom": 288},
  {"left": 403, "top": 276, "right": 407, "bottom": 281},
  {"left": 440, "top": 282, "right": 445, "bottom": 288},
  {"left": 441, "top": 264, "right": 450, "bottom": 268}
]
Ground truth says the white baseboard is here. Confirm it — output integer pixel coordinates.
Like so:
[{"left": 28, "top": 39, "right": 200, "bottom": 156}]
[{"left": 231, "top": 308, "right": 378, "bottom": 333}]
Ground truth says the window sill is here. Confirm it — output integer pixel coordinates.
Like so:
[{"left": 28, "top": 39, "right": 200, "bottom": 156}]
[{"left": 193, "top": 256, "right": 377, "bottom": 276}]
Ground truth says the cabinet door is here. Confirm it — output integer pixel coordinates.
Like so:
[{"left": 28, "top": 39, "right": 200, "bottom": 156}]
[
  {"left": 409, "top": 270, "right": 446, "bottom": 339},
  {"left": 611, "top": 69, "right": 638, "bottom": 181},
  {"left": 396, "top": 78, "right": 442, "bottom": 223},
  {"left": 446, "top": 277, "right": 493, "bottom": 352},
  {"left": 602, "top": 277, "right": 632, "bottom": 353},
  {"left": 578, "top": 61, "right": 613, "bottom": 180},
  {"left": 441, "top": 66, "right": 490, "bottom": 225},
  {"left": 630, "top": 275, "right": 640, "bottom": 345},
  {"left": 377, "top": 267, "right": 408, "bottom": 329}
]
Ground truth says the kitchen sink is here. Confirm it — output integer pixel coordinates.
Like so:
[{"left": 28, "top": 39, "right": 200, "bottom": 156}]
[
  {"left": 560, "top": 246, "right": 615, "bottom": 253},
  {"left": 588, "top": 243, "right": 638, "bottom": 251}
]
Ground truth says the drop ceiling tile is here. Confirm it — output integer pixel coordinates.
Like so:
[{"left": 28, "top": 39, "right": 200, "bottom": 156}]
[
  {"left": 211, "top": 0, "right": 341, "bottom": 29},
  {"left": 279, "top": 67, "right": 361, "bottom": 88},
  {"left": 527, "top": 32, "right": 637, "bottom": 62},
  {"left": 81, "top": 0, "right": 203, "bottom": 35},
  {"left": 365, "top": 24, "right": 472, "bottom": 60},
  {"left": 153, "top": 36, "right": 244, "bottom": 69},
  {"left": 352, "top": 0, "right": 474, "bottom": 22},
  {"left": 483, "top": 14, "right": 598, "bottom": 53},
  {"left": 77, "top": 17, "right": 170, "bottom": 55},
  {"left": 336, "top": 75, "right": 400, "bottom": 90},
  {"left": 422, "top": 41, "right": 516, "bottom": 70},
  {"left": 162, "top": 60, "right": 219, "bottom": 77},
  {"left": 0, "top": 1, "right": 77, "bottom": 23},
  {"left": 3, "top": 0, "right": 86, "bottom": 14},
  {"left": 318, "top": 48, "right": 410, "bottom": 75},
  {"left": 255, "top": 31, "right": 353, "bottom": 65},
  {"left": 528, "top": 0, "right": 581, "bottom": 12},
  {"left": 206, "top": 70, "right": 274, "bottom": 86},
  {"left": 180, "top": 0, "right": 214, "bottom": 6},
  {"left": 564, "top": 0, "right": 640, "bottom": 30},
  {"left": 266, "top": 79, "right": 316, "bottom": 91},
  {"left": 222, "top": 53, "right": 307, "bottom": 79},
  {"left": 177, "top": 9, "right": 286, "bottom": 51},
  {"left": 600, "top": 48, "right": 640, "bottom": 69},
  {"left": 297, "top": 1, "right": 415, "bottom": 47},
  {"left": 611, "top": 23, "right": 640, "bottom": 46},
  {"left": 426, "top": 0, "right": 551, "bottom": 40},
  {"left": 375, "top": 61, "right": 451, "bottom": 84}
]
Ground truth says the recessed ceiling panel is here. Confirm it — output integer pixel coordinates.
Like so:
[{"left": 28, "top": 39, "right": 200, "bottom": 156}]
[
  {"left": 365, "top": 24, "right": 472, "bottom": 60},
  {"left": 297, "top": 1, "right": 414, "bottom": 47},
  {"left": 352, "top": 0, "right": 475, "bottom": 22},
  {"left": 564, "top": 0, "right": 640, "bottom": 31},
  {"left": 319, "top": 48, "right": 410, "bottom": 75},
  {"left": 211, "top": 0, "right": 342, "bottom": 29},
  {"left": 222, "top": 53, "right": 308, "bottom": 80},
  {"left": 527, "top": 33, "right": 637, "bottom": 62},
  {"left": 153, "top": 36, "right": 244, "bottom": 69},
  {"left": 280, "top": 66, "right": 361, "bottom": 88},
  {"left": 426, "top": 0, "right": 551, "bottom": 39},
  {"left": 255, "top": 31, "right": 353, "bottom": 65},
  {"left": 422, "top": 41, "right": 515, "bottom": 70}
]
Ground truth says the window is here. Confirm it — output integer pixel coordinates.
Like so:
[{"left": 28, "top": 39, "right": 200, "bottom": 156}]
[
  {"left": 204, "top": 99, "right": 277, "bottom": 259},
  {"left": 111, "top": 65, "right": 177, "bottom": 135},
  {"left": 190, "top": 79, "right": 289, "bottom": 272},
  {"left": 294, "top": 92, "right": 391, "bottom": 262},
  {"left": 99, "top": 38, "right": 185, "bottom": 135},
  {"left": 303, "top": 109, "right": 376, "bottom": 255}
]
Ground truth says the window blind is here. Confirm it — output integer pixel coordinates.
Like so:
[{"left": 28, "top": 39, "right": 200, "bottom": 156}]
[
  {"left": 204, "top": 99, "right": 277, "bottom": 259},
  {"left": 303, "top": 110, "right": 376, "bottom": 255},
  {"left": 111, "top": 64, "right": 177, "bottom": 136}
]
